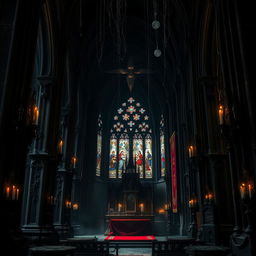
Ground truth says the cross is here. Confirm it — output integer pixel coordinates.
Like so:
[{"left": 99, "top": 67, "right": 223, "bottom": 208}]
[{"left": 105, "top": 61, "right": 152, "bottom": 92}]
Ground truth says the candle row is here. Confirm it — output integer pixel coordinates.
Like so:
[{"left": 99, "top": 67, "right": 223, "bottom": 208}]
[
  {"left": 240, "top": 182, "right": 254, "bottom": 199},
  {"left": 65, "top": 200, "right": 79, "bottom": 210},
  {"left": 189, "top": 198, "right": 197, "bottom": 208},
  {"left": 116, "top": 203, "right": 145, "bottom": 212},
  {"left": 5, "top": 185, "right": 20, "bottom": 200},
  {"left": 205, "top": 193, "right": 214, "bottom": 200}
]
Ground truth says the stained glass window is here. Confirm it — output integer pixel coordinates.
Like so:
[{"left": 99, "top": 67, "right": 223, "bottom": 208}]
[
  {"left": 109, "top": 97, "right": 153, "bottom": 179},
  {"left": 118, "top": 134, "right": 129, "bottom": 178},
  {"left": 109, "top": 134, "right": 117, "bottom": 178},
  {"left": 160, "top": 115, "right": 165, "bottom": 177},
  {"left": 96, "top": 115, "right": 102, "bottom": 176},
  {"left": 133, "top": 134, "right": 144, "bottom": 178}
]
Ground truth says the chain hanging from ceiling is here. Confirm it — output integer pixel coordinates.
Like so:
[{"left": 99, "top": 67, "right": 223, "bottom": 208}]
[{"left": 96, "top": 0, "right": 127, "bottom": 65}]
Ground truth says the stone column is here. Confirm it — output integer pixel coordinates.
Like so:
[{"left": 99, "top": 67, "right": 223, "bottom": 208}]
[
  {"left": 70, "top": 126, "right": 81, "bottom": 235},
  {"left": 53, "top": 107, "right": 73, "bottom": 238},
  {"left": 21, "top": 77, "right": 57, "bottom": 241}
]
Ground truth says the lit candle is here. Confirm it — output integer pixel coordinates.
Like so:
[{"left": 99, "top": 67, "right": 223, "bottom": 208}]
[
  {"left": 16, "top": 188, "right": 19, "bottom": 200},
  {"left": 188, "top": 146, "right": 194, "bottom": 158},
  {"left": 248, "top": 184, "right": 253, "bottom": 199},
  {"left": 65, "top": 200, "right": 70, "bottom": 208},
  {"left": 12, "top": 186, "right": 16, "bottom": 200},
  {"left": 33, "top": 106, "right": 39, "bottom": 125},
  {"left": 71, "top": 156, "right": 77, "bottom": 168},
  {"left": 218, "top": 105, "right": 224, "bottom": 125},
  {"left": 140, "top": 203, "right": 144, "bottom": 213},
  {"left": 118, "top": 203, "right": 122, "bottom": 212},
  {"left": 58, "top": 140, "right": 64, "bottom": 154},
  {"left": 240, "top": 183, "right": 246, "bottom": 199},
  {"left": 73, "top": 203, "right": 79, "bottom": 210},
  {"left": 208, "top": 193, "right": 213, "bottom": 200}
]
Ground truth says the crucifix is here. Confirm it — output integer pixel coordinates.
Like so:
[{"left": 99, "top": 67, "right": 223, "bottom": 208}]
[{"left": 105, "top": 60, "right": 152, "bottom": 92}]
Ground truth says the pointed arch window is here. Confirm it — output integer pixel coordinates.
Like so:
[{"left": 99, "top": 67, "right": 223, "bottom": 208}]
[
  {"left": 96, "top": 114, "right": 102, "bottom": 176},
  {"left": 160, "top": 115, "right": 166, "bottom": 177},
  {"left": 109, "top": 97, "right": 153, "bottom": 179}
]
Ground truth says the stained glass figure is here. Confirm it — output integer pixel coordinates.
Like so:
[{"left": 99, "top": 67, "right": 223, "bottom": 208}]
[
  {"left": 118, "top": 134, "right": 129, "bottom": 178},
  {"left": 96, "top": 131, "right": 102, "bottom": 176},
  {"left": 145, "top": 134, "right": 153, "bottom": 178},
  {"left": 160, "top": 115, "right": 165, "bottom": 177},
  {"left": 133, "top": 134, "right": 144, "bottom": 178},
  {"left": 109, "top": 134, "right": 117, "bottom": 178},
  {"left": 160, "top": 134, "right": 165, "bottom": 176}
]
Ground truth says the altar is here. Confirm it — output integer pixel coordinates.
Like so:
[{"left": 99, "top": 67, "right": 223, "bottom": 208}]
[{"left": 105, "top": 215, "right": 154, "bottom": 236}]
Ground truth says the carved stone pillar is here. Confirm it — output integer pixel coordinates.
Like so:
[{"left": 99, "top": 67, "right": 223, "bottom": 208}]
[
  {"left": 21, "top": 77, "right": 57, "bottom": 241},
  {"left": 53, "top": 107, "right": 73, "bottom": 238}
]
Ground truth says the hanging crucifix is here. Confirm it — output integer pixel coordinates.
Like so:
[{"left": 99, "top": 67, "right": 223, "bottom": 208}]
[{"left": 105, "top": 59, "right": 152, "bottom": 92}]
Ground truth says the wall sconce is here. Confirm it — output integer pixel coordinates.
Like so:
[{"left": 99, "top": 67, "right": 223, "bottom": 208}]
[
  {"left": 73, "top": 203, "right": 79, "bottom": 211},
  {"left": 71, "top": 156, "right": 77, "bottom": 168},
  {"left": 240, "top": 182, "right": 254, "bottom": 200},
  {"left": 188, "top": 145, "right": 195, "bottom": 158},
  {"left": 189, "top": 198, "right": 198, "bottom": 208},
  {"left": 58, "top": 139, "right": 64, "bottom": 154},
  {"left": 5, "top": 185, "right": 20, "bottom": 200},
  {"left": 218, "top": 105, "right": 224, "bottom": 125}
]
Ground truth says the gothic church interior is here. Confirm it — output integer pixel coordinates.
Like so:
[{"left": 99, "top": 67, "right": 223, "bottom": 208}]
[{"left": 0, "top": 0, "right": 256, "bottom": 256}]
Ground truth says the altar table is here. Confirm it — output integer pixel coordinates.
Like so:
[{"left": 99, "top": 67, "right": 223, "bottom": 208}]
[{"left": 109, "top": 218, "right": 152, "bottom": 236}]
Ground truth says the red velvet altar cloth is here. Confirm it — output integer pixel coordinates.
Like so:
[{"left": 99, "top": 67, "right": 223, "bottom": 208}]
[
  {"left": 108, "top": 219, "right": 152, "bottom": 236},
  {"left": 105, "top": 235, "right": 156, "bottom": 241}
]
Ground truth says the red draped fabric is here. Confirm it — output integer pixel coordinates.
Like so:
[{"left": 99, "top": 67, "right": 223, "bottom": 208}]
[{"left": 108, "top": 219, "right": 152, "bottom": 236}]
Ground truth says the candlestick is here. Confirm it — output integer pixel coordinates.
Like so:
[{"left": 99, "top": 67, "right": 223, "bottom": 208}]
[
  {"left": 188, "top": 146, "right": 194, "bottom": 158},
  {"left": 218, "top": 105, "right": 224, "bottom": 125}
]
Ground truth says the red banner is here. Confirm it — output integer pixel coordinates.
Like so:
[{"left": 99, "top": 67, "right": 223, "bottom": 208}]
[{"left": 170, "top": 132, "right": 178, "bottom": 213}]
